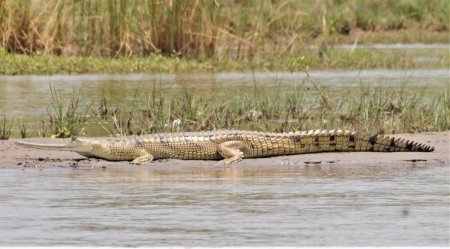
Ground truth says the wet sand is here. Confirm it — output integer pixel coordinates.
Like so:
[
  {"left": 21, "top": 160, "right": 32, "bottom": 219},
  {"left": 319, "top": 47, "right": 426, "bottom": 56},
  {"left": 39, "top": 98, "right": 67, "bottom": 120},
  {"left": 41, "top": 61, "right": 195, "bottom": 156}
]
[{"left": 0, "top": 132, "right": 448, "bottom": 168}]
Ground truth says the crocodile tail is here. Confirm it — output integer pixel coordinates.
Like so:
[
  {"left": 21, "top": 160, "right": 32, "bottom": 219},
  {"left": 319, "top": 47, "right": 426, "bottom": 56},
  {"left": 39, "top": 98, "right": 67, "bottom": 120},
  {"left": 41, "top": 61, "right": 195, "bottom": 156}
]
[
  {"left": 366, "top": 134, "right": 434, "bottom": 152},
  {"left": 290, "top": 130, "right": 434, "bottom": 153}
]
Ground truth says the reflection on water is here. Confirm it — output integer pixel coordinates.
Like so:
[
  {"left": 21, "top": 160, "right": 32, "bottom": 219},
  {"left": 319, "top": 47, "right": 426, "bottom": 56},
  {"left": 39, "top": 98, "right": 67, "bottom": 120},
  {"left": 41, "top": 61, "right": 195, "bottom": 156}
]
[{"left": 0, "top": 163, "right": 448, "bottom": 246}]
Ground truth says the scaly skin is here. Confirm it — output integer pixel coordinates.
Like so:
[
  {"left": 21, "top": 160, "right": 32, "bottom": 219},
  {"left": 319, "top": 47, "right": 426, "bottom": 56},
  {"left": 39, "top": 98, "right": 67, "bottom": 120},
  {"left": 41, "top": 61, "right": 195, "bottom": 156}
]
[{"left": 15, "top": 129, "right": 434, "bottom": 164}]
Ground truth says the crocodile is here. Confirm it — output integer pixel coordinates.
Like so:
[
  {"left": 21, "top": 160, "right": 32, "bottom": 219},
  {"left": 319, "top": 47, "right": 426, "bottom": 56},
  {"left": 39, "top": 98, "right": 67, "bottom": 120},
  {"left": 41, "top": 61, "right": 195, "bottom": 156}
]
[{"left": 15, "top": 129, "right": 434, "bottom": 164}]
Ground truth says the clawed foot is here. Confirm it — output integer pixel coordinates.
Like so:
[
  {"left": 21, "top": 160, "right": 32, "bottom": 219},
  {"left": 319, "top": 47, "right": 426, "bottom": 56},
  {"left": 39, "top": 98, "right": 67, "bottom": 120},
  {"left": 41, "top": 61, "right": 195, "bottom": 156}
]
[
  {"left": 131, "top": 154, "right": 154, "bottom": 165},
  {"left": 219, "top": 154, "right": 243, "bottom": 165}
]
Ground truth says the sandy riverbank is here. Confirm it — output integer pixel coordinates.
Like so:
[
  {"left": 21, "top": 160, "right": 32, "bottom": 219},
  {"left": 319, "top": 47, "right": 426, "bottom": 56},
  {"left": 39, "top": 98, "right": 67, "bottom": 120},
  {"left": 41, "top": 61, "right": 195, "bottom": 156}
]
[{"left": 0, "top": 132, "right": 448, "bottom": 169}]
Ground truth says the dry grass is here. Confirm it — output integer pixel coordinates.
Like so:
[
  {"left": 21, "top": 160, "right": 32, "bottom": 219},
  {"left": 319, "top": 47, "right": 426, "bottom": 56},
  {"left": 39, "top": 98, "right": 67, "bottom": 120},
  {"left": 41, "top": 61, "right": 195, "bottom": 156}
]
[{"left": 0, "top": 0, "right": 448, "bottom": 60}]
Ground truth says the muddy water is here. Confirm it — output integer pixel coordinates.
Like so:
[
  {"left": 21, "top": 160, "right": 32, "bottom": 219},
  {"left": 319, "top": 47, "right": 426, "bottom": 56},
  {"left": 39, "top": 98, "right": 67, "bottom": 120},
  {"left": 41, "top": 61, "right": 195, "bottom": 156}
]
[{"left": 0, "top": 163, "right": 448, "bottom": 246}]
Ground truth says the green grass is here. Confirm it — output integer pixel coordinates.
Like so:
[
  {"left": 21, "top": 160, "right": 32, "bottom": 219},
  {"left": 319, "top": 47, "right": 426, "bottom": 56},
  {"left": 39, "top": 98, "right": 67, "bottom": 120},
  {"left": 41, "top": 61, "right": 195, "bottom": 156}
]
[
  {"left": 0, "top": 115, "right": 13, "bottom": 140},
  {"left": 47, "top": 86, "right": 91, "bottom": 138},
  {"left": 86, "top": 81, "right": 450, "bottom": 136},
  {"left": 11, "top": 78, "right": 446, "bottom": 139},
  {"left": 5, "top": 79, "right": 448, "bottom": 140},
  {"left": 0, "top": 45, "right": 447, "bottom": 75}
]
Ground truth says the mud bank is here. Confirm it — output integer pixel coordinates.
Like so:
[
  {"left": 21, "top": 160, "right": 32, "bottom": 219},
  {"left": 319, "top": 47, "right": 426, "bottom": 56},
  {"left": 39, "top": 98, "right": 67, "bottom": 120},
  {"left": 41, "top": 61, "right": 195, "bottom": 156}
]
[{"left": 0, "top": 132, "right": 448, "bottom": 169}]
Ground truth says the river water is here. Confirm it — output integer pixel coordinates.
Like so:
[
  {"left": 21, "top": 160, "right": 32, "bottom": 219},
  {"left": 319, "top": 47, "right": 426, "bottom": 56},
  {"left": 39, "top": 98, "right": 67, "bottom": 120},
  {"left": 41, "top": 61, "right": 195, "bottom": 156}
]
[{"left": 0, "top": 163, "right": 448, "bottom": 246}]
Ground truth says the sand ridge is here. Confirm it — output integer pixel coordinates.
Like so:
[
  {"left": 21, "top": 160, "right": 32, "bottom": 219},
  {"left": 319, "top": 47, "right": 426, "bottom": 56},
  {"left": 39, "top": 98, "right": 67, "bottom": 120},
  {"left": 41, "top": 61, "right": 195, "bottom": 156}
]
[{"left": 0, "top": 131, "right": 448, "bottom": 168}]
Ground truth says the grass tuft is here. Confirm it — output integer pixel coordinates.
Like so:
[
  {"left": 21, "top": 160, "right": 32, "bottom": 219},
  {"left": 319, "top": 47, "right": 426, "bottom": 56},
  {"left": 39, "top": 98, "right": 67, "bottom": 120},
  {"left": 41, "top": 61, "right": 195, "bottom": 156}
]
[
  {"left": 47, "top": 86, "right": 91, "bottom": 138},
  {"left": 0, "top": 115, "right": 13, "bottom": 140}
]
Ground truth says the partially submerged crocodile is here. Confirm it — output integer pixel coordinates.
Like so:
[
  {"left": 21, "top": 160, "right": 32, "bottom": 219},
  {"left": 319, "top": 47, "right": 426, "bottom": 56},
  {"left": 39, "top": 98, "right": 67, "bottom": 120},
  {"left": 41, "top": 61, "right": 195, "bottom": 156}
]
[{"left": 16, "top": 129, "right": 434, "bottom": 164}]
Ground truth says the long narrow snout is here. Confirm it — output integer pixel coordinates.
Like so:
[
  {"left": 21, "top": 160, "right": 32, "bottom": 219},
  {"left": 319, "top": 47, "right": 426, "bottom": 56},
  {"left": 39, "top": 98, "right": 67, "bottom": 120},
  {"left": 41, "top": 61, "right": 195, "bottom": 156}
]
[{"left": 15, "top": 140, "right": 76, "bottom": 151}]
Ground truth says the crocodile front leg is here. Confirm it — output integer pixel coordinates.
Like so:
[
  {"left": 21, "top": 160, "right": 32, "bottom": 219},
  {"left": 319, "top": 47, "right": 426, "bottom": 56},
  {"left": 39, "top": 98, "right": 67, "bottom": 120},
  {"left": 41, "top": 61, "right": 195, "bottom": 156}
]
[
  {"left": 131, "top": 150, "right": 154, "bottom": 164},
  {"left": 217, "top": 141, "right": 245, "bottom": 164}
]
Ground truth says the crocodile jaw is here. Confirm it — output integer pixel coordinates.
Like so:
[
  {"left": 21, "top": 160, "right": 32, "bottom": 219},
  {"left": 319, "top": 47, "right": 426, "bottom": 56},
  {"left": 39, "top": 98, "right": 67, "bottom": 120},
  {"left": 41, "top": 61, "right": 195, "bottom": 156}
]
[{"left": 15, "top": 140, "right": 93, "bottom": 155}]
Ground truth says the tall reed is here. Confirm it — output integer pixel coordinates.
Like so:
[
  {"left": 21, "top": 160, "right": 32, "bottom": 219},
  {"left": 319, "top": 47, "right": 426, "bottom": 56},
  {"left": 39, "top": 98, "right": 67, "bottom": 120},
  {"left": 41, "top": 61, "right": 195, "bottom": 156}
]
[{"left": 0, "top": 0, "right": 447, "bottom": 59}]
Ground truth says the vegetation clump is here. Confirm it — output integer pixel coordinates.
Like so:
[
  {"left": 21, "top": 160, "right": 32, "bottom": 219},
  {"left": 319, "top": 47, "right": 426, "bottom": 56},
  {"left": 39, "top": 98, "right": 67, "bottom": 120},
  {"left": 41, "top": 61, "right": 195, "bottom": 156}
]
[
  {"left": 0, "top": 115, "right": 13, "bottom": 140},
  {"left": 7, "top": 79, "right": 449, "bottom": 139},
  {"left": 0, "top": 0, "right": 448, "bottom": 75},
  {"left": 47, "top": 87, "right": 90, "bottom": 138}
]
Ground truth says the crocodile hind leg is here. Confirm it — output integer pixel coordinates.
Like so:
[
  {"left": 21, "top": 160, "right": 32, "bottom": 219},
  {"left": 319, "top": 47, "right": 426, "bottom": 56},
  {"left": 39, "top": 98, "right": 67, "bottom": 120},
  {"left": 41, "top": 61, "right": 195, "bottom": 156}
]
[
  {"left": 217, "top": 141, "right": 245, "bottom": 164},
  {"left": 131, "top": 150, "right": 154, "bottom": 164}
]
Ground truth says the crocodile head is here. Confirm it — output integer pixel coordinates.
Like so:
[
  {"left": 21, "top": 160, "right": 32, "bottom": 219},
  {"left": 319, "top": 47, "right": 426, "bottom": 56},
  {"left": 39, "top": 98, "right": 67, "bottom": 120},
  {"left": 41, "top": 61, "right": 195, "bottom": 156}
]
[{"left": 16, "top": 137, "right": 99, "bottom": 158}]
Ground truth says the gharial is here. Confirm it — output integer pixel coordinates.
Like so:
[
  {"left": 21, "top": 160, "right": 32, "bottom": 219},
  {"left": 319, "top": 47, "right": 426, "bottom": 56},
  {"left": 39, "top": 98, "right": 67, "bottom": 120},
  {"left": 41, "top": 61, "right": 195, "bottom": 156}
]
[{"left": 15, "top": 129, "right": 434, "bottom": 165}]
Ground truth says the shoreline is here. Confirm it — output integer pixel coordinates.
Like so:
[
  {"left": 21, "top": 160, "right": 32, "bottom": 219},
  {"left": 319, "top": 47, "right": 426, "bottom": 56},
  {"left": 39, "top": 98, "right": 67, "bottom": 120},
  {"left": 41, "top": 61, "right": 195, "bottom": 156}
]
[
  {"left": 1, "top": 47, "right": 447, "bottom": 75},
  {"left": 1, "top": 131, "right": 448, "bottom": 169}
]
